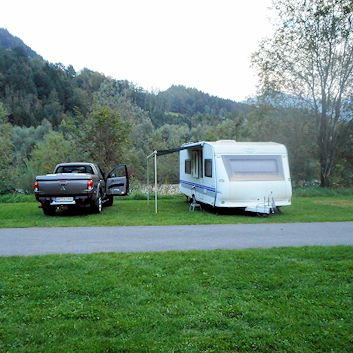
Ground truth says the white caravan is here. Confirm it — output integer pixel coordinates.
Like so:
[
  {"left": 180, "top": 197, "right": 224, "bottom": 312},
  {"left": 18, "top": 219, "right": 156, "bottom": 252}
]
[{"left": 179, "top": 140, "right": 292, "bottom": 214}]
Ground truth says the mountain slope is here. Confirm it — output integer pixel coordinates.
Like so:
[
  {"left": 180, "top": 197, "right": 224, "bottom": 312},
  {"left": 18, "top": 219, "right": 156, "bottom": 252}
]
[
  {"left": 0, "top": 28, "right": 38, "bottom": 57},
  {"left": 0, "top": 29, "right": 249, "bottom": 128},
  {"left": 157, "top": 85, "right": 248, "bottom": 115}
]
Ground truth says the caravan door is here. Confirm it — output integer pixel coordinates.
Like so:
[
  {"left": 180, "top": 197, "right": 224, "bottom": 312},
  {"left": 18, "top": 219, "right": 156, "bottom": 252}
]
[
  {"left": 201, "top": 144, "right": 217, "bottom": 206},
  {"left": 190, "top": 149, "right": 203, "bottom": 201},
  {"left": 106, "top": 164, "right": 129, "bottom": 196}
]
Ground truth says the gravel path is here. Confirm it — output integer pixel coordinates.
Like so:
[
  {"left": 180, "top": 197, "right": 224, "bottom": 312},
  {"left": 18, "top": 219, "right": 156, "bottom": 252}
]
[{"left": 0, "top": 222, "right": 352, "bottom": 256}]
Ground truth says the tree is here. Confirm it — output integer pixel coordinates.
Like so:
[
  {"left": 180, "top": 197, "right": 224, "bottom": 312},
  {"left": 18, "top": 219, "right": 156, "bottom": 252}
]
[
  {"left": 252, "top": 0, "right": 353, "bottom": 186},
  {"left": 0, "top": 103, "right": 14, "bottom": 193},
  {"left": 245, "top": 103, "right": 318, "bottom": 184},
  {"left": 79, "top": 105, "right": 131, "bottom": 173},
  {"left": 334, "top": 119, "right": 353, "bottom": 185},
  {"left": 12, "top": 119, "right": 52, "bottom": 168},
  {"left": 17, "top": 131, "right": 79, "bottom": 193},
  {"left": 29, "top": 131, "right": 78, "bottom": 174}
]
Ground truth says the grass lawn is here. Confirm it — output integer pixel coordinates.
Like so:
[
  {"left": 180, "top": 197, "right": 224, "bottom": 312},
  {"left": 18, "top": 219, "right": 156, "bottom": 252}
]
[
  {"left": 0, "top": 247, "right": 352, "bottom": 352},
  {"left": 0, "top": 193, "right": 353, "bottom": 228}
]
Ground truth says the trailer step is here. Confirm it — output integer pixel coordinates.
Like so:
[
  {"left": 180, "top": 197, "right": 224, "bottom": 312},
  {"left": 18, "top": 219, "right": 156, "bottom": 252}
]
[{"left": 189, "top": 201, "right": 202, "bottom": 211}]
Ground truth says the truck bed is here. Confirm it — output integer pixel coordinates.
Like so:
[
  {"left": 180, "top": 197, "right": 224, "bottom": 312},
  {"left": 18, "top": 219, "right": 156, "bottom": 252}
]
[{"left": 35, "top": 173, "right": 93, "bottom": 196}]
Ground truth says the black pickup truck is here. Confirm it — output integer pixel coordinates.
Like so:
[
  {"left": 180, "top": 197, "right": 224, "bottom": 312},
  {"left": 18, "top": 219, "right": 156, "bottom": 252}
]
[{"left": 34, "top": 162, "right": 129, "bottom": 215}]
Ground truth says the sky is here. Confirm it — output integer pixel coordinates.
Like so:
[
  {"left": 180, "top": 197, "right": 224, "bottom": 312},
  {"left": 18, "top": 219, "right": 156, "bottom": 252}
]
[{"left": 0, "top": 0, "right": 274, "bottom": 101}]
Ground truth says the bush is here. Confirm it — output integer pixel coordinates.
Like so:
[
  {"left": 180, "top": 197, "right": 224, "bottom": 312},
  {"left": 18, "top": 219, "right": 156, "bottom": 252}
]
[
  {"left": 293, "top": 186, "right": 353, "bottom": 197},
  {"left": 0, "top": 193, "right": 34, "bottom": 203}
]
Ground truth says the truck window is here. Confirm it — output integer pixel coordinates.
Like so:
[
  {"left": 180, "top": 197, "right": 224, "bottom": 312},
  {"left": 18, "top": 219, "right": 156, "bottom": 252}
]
[
  {"left": 56, "top": 165, "right": 94, "bottom": 174},
  {"left": 97, "top": 166, "right": 105, "bottom": 179}
]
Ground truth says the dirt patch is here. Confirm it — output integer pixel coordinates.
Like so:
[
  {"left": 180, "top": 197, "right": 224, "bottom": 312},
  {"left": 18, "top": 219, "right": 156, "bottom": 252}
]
[{"left": 314, "top": 199, "right": 353, "bottom": 208}]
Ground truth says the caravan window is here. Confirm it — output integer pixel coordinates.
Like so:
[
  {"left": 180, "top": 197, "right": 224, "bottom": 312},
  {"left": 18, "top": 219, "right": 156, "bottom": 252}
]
[
  {"left": 204, "top": 159, "right": 212, "bottom": 177},
  {"left": 222, "top": 155, "right": 284, "bottom": 181},
  {"left": 185, "top": 160, "right": 191, "bottom": 174},
  {"left": 191, "top": 150, "right": 201, "bottom": 178}
]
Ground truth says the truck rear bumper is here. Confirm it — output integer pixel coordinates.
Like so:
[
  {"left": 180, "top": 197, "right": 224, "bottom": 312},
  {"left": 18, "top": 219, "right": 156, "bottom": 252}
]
[
  {"left": 50, "top": 197, "right": 76, "bottom": 206},
  {"left": 36, "top": 194, "right": 94, "bottom": 207}
]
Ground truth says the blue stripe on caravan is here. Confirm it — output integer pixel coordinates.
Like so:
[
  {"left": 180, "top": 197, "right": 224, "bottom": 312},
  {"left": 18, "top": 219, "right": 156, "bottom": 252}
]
[{"left": 180, "top": 180, "right": 216, "bottom": 193}]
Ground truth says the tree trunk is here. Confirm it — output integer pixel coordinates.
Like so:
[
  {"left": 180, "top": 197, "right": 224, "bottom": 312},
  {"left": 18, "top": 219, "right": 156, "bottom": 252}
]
[{"left": 320, "top": 169, "right": 330, "bottom": 187}]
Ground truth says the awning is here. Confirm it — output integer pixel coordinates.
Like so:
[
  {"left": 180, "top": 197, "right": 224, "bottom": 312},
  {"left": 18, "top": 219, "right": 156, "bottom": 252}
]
[
  {"left": 148, "top": 142, "right": 204, "bottom": 157},
  {"left": 146, "top": 142, "right": 204, "bottom": 213}
]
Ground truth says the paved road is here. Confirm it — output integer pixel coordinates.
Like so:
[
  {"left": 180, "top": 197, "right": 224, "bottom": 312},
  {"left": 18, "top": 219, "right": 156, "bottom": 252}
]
[{"left": 0, "top": 222, "right": 352, "bottom": 256}]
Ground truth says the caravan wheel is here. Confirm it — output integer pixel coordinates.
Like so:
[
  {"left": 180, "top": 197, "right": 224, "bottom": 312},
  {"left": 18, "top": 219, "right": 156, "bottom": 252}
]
[{"left": 256, "top": 212, "right": 269, "bottom": 217}]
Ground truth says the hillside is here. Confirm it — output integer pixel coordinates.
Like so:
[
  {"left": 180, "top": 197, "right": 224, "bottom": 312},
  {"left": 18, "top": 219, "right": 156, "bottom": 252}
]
[
  {"left": 0, "top": 28, "right": 38, "bottom": 58},
  {"left": 0, "top": 28, "right": 252, "bottom": 190},
  {"left": 158, "top": 85, "right": 248, "bottom": 115},
  {"left": 0, "top": 28, "right": 247, "bottom": 128},
  {"left": 1, "top": 28, "right": 351, "bottom": 191}
]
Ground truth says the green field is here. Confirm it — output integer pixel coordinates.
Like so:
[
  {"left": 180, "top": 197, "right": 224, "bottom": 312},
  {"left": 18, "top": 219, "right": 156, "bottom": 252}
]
[
  {"left": 1, "top": 192, "right": 352, "bottom": 352},
  {"left": 0, "top": 192, "right": 353, "bottom": 228},
  {"left": 0, "top": 247, "right": 351, "bottom": 353}
]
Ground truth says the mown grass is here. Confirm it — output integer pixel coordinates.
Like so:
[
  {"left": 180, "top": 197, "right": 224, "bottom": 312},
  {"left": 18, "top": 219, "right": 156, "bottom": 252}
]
[
  {"left": 0, "top": 192, "right": 353, "bottom": 228},
  {"left": 1, "top": 186, "right": 353, "bottom": 203},
  {"left": 0, "top": 247, "right": 351, "bottom": 353}
]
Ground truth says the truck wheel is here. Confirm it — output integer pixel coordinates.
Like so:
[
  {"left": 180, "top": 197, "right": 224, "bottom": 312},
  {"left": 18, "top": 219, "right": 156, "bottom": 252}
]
[
  {"left": 42, "top": 205, "right": 56, "bottom": 216},
  {"left": 92, "top": 195, "right": 102, "bottom": 214},
  {"left": 105, "top": 196, "right": 114, "bottom": 207}
]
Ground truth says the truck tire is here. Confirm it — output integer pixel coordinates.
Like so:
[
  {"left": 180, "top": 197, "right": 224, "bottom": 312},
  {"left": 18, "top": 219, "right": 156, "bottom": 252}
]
[
  {"left": 42, "top": 205, "right": 56, "bottom": 216},
  {"left": 92, "top": 194, "right": 102, "bottom": 214},
  {"left": 105, "top": 196, "right": 114, "bottom": 207}
]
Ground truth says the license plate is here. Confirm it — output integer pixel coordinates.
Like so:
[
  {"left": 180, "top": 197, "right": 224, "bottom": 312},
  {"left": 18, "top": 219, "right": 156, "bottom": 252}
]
[{"left": 54, "top": 197, "right": 74, "bottom": 202}]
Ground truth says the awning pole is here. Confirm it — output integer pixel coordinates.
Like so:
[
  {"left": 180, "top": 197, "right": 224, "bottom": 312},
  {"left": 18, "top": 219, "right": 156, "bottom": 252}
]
[
  {"left": 146, "top": 157, "right": 149, "bottom": 205},
  {"left": 146, "top": 150, "right": 157, "bottom": 207},
  {"left": 154, "top": 152, "right": 158, "bottom": 214}
]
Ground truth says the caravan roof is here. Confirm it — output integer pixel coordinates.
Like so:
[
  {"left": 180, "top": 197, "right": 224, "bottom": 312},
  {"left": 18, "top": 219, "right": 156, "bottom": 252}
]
[{"left": 182, "top": 140, "right": 288, "bottom": 155}]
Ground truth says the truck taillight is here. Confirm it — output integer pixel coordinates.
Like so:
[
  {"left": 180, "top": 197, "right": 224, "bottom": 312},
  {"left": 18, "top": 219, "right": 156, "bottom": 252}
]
[
  {"left": 87, "top": 179, "right": 94, "bottom": 191},
  {"left": 34, "top": 181, "right": 39, "bottom": 192}
]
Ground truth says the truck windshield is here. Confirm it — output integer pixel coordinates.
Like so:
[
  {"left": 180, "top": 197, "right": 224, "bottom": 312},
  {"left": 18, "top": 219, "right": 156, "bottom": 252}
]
[
  {"left": 55, "top": 165, "right": 93, "bottom": 174},
  {"left": 222, "top": 155, "right": 284, "bottom": 181}
]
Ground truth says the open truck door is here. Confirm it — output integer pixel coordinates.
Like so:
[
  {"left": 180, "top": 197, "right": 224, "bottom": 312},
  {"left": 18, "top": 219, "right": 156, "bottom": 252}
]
[{"left": 106, "top": 164, "right": 129, "bottom": 196}]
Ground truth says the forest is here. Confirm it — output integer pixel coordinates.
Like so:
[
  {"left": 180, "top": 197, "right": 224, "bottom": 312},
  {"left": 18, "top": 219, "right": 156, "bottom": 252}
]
[{"left": 0, "top": 25, "right": 352, "bottom": 195}]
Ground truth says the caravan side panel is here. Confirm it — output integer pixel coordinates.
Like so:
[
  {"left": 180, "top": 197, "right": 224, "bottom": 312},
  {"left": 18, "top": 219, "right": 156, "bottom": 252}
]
[{"left": 179, "top": 145, "right": 216, "bottom": 206}]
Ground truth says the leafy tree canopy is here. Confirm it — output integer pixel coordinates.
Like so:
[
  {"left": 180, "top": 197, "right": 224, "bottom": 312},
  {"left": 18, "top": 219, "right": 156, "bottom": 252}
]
[{"left": 252, "top": 0, "right": 353, "bottom": 186}]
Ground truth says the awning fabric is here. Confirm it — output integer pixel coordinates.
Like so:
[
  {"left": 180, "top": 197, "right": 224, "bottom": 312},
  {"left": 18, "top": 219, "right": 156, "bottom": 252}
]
[{"left": 152, "top": 142, "right": 204, "bottom": 157}]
